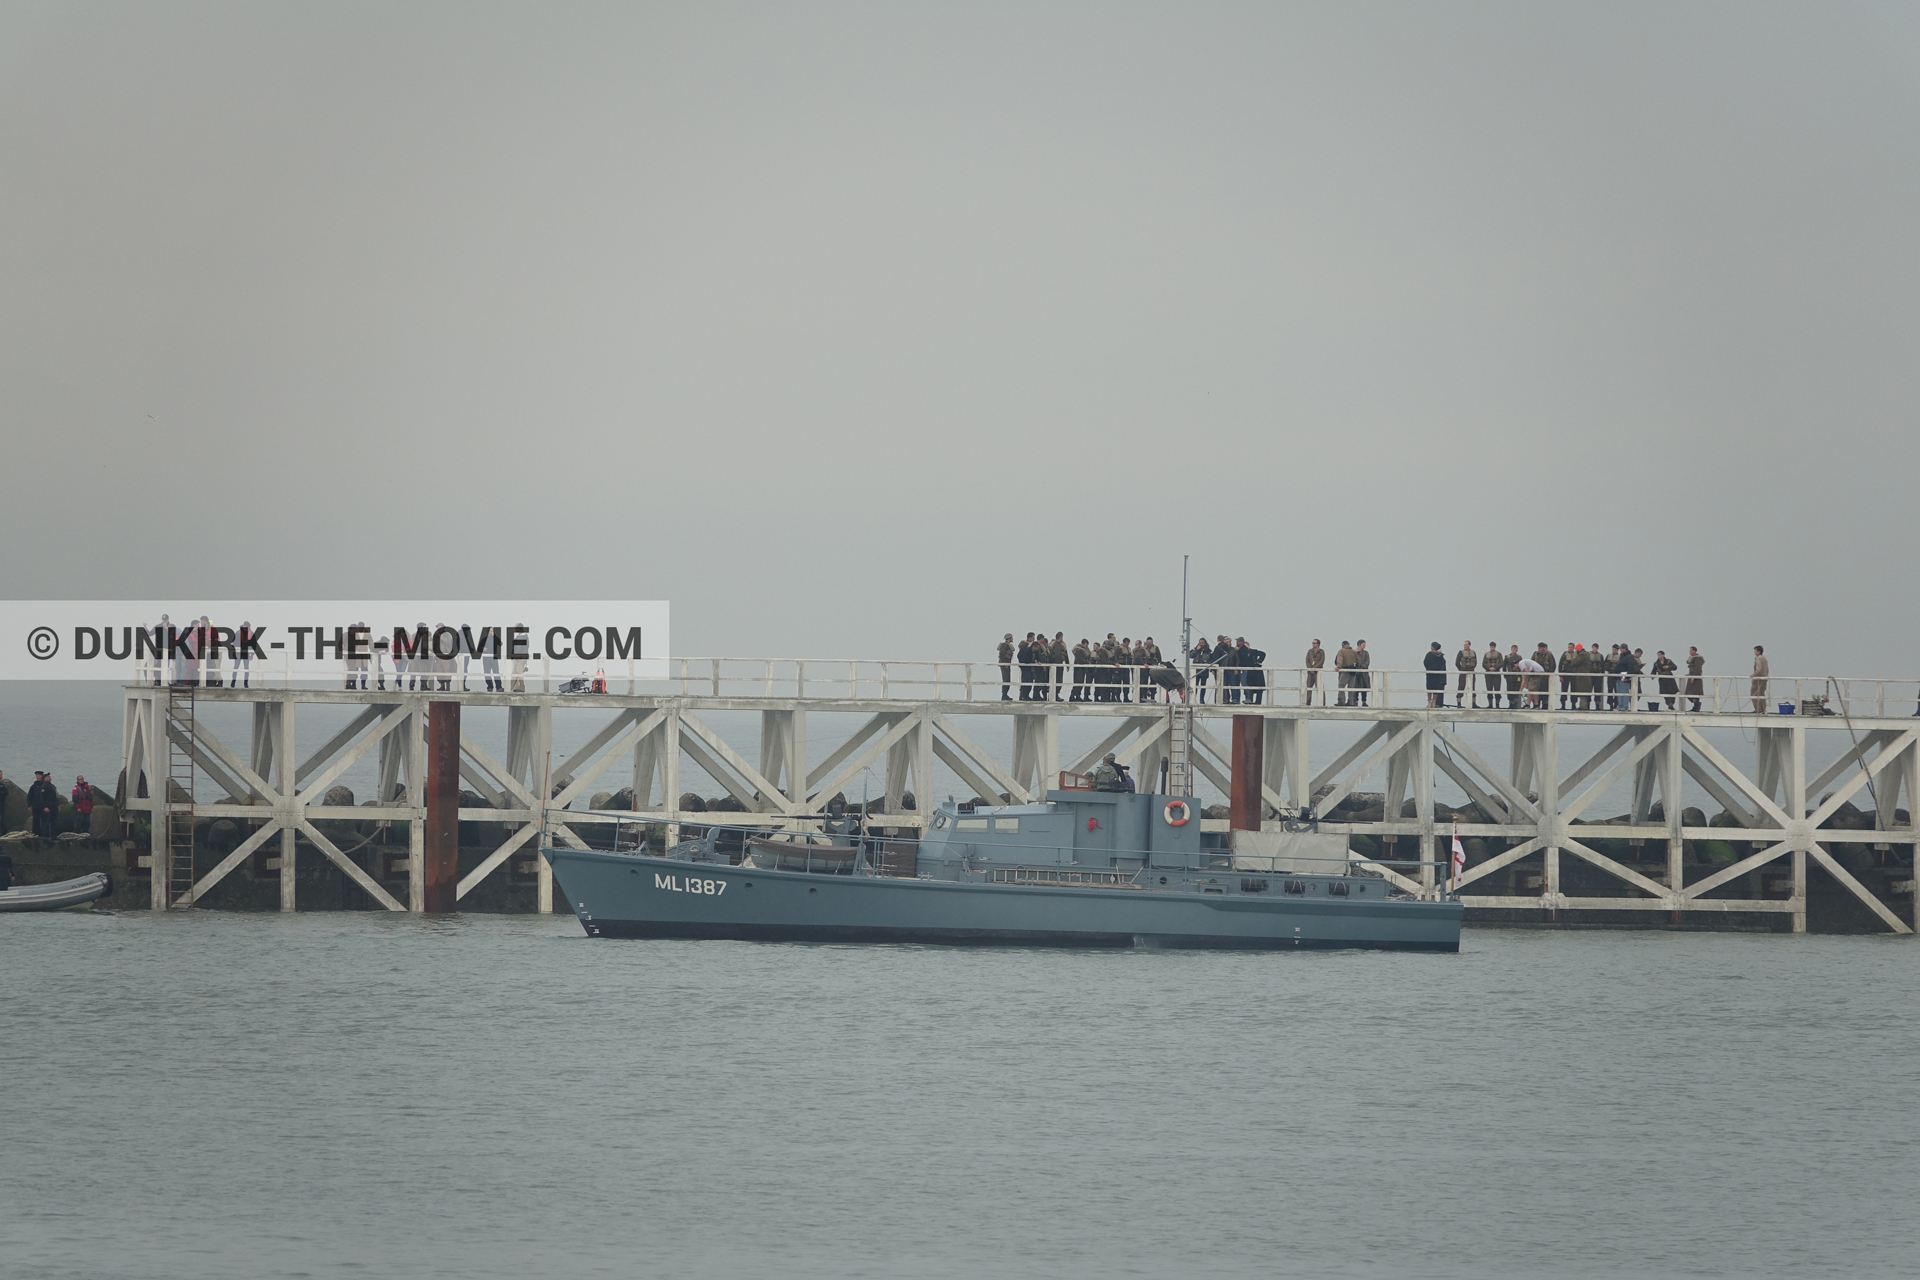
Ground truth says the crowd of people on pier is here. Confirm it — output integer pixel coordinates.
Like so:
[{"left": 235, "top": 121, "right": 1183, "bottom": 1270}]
[
  {"left": 1409, "top": 642, "right": 1769, "bottom": 712},
  {"left": 996, "top": 633, "right": 1178, "bottom": 702},
  {"left": 992, "top": 632, "right": 1273, "bottom": 704},
  {"left": 998, "top": 632, "right": 1790, "bottom": 713}
]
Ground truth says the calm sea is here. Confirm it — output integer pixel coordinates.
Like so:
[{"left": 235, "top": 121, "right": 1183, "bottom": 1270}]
[{"left": 3, "top": 915, "right": 1914, "bottom": 1279}]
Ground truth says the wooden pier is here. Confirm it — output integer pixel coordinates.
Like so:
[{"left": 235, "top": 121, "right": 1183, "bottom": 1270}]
[{"left": 117, "top": 659, "right": 1919, "bottom": 932}]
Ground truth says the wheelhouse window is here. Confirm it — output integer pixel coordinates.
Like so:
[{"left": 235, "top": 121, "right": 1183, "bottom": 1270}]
[{"left": 993, "top": 818, "right": 1020, "bottom": 834}]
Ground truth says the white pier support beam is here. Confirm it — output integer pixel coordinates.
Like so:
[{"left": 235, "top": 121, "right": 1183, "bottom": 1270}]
[
  {"left": 1414, "top": 723, "right": 1436, "bottom": 898},
  {"left": 663, "top": 710, "right": 681, "bottom": 848},
  {"left": 1790, "top": 724, "right": 1807, "bottom": 934},
  {"left": 535, "top": 703, "right": 553, "bottom": 914},
  {"left": 148, "top": 693, "right": 167, "bottom": 913},
  {"left": 277, "top": 697, "right": 296, "bottom": 913},
  {"left": 1665, "top": 727, "right": 1685, "bottom": 920},
  {"left": 1541, "top": 719, "right": 1560, "bottom": 918},
  {"left": 1264, "top": 718, "right": 1308, "bottom": 810}
]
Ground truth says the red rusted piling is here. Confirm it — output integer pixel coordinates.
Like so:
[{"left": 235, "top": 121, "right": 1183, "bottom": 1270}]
[
  {"left": 424, "top": 700, "right": 460, "bottom": 913},
  {"left": 1230, "top": 714, "right": 1263, "bottom": 831}
]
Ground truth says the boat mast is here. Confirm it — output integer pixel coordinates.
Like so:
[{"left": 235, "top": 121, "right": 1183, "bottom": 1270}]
[
  {"left": 1180, "top": 554, "right": 1191, "bottom": 691},
  {"left": 1171, "top": 556, "right": 1195, "bottom": 798}
]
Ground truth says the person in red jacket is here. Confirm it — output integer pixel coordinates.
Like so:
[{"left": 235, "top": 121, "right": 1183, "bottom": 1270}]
[{"left": 71, "top": 775, "right": 95, "bottom": 834}]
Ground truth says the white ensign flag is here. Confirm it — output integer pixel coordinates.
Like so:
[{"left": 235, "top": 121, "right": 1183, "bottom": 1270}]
[{"left": 1450, "top": 832, "right": 1467, "bottom": 892}]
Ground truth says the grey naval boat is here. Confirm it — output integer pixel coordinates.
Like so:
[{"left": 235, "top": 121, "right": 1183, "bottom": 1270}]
[{"left": 543, "top": 787, "right": 1462, "bottom": 952}]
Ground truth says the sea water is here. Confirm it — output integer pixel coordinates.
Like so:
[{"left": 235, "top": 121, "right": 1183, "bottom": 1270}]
[{"left": 2, "top": 914, "right": 1914, "bottom": 1279}]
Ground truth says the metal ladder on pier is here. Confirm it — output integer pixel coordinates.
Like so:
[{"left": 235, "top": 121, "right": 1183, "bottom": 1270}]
[
  {"left": 163, "top": 685, "right": 197, "bottom": 908},
  {"left": 1167, "top": 701, "right": 1194, "bottom": 797}
]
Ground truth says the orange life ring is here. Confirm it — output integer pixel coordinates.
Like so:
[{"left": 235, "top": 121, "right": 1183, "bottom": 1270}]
[{"left": 1163, "top": 800, "right": 1191, "bottom": 827}]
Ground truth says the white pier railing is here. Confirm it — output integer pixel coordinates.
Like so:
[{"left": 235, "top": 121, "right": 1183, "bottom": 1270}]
[{"left": 133, "top": 651, "right": 1920, "bottom": 719}]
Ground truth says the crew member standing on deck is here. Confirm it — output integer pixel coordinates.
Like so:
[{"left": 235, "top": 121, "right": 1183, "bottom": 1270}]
[{"left": 1455, "top": 641, "right": 1477, "bottom": 707}]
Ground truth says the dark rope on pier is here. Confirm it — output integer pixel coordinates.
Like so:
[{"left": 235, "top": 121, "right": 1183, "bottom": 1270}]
[{"left": 1826, "top": 676, "right": 1880, "bottom": 817}]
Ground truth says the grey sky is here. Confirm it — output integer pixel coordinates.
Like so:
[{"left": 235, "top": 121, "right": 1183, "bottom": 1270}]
[{"left": 4, "top": 2, "right": 1917, "bottom": 676}]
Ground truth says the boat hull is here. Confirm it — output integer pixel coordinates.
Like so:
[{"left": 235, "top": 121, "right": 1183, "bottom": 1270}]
[
  {"left": 0, "top": 872, "right": 112, "bottom": 913},
  {"left": 545, "top": 849, "right": 1461, "bottom": 952}
]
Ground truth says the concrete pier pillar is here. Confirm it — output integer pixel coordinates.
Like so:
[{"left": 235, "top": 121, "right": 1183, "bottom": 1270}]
[
  {"left": 1230, "top": 714, "right": 1263, "bottom": 831},
  {"left": 424, "top": 701, "right": 460, "bottom": 913},
  {"left": 1263, "top": 718, "right": 1307, "bottom": 810}
]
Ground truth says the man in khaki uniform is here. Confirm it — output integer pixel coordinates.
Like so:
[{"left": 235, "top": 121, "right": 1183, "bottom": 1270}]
[
  {"left": 997, "top": 634, "right": 1015, "bottom": 701},
  {"left": 1353, "top": 640, "right": 1372, "bottom": 707},
  {"left": 1139, "top": 637, "right": 1163, "bottom": 702},
  {"left": 1751, "top": 646, "right": 1769, "bottom": 713},
  {"left": 1070, "top": 638, "right": 1093, "bottom": 701},
  {"left": 1482, "top": 643, "right": 1503, "bottom": 709},
  {"left": 1454, "top": 641, "right": 1478, "bottom": 707},
  {"left": 1305, "top": 639, "right": 1326, "bottom": 706},
  {"left": 1333, "top": 641, "right": 1357, "bottom": 706},
  {"left": 1532, "top": 644, "right": 1556, "bottom": 709},
  {"left": 1048, "top": 632, "right": 1069, "bottom": 702},
  {"left": 1685, "top": 647, "right": 1705, "bottom": 712},
  {"left": 1099, "top": 636, "right": 1121, "bottom": 703},
  {"left": 1560, "top": 644, "right": 1578, "bottom": 709},
  {"left": 1504, "top": 644, "right": 1524, "bottom": 708}
]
